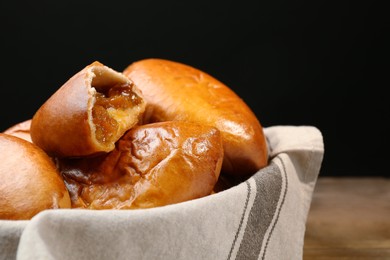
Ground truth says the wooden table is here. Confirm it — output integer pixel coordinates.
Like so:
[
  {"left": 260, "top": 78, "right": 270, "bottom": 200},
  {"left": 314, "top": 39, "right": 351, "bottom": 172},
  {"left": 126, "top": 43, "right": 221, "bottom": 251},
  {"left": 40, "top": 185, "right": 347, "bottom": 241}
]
[{"left": 303, "top": 177, "right": 390, "bottom": 259}]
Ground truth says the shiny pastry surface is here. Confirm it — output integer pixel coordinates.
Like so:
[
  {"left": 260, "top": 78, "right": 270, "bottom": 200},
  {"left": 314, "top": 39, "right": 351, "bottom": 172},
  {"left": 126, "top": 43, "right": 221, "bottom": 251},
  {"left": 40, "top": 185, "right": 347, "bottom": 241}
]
[
  {"left": 0, "top": 133, "right": 71, "bottom": 220},
  {"left": 30, "top": 61, "right": 146, "bottom": 158},
  {"left": 123, "top": 58, "right": 268, "bottom": 176},
  {"left": 58, "top": 121, "right": 224, "bottom": 209}
]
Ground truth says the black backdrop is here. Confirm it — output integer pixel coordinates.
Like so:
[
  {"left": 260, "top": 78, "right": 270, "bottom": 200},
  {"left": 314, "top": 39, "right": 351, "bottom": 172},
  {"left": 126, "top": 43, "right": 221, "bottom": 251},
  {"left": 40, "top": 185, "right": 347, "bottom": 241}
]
[{"left": 0, "top": 0, "right": 388, "bottom": 177}]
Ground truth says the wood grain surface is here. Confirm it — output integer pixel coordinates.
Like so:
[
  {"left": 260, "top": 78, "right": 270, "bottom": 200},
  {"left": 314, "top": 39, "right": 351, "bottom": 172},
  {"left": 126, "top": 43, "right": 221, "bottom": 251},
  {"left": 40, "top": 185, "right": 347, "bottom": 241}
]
[{"left": 303, "top": 177, "right": 390, "bottom": 259}]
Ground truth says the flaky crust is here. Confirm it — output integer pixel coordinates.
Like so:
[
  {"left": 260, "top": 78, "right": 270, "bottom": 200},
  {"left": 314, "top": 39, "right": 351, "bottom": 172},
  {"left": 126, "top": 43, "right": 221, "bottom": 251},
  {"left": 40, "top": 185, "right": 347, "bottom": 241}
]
[
  {"left": 30, "top": 61, "right": 146, "bottom": 158},
  {"left": 0, "top": 134, "right": 71, "bottom": 220},
  {"left": 58, "top": 121, "right": 224, "bottom": 209},
  {"left": 3, "top": 119, "right": 32, "bottom": 143},
  {"left": 123, "top": 58, "right": 268, "bottom": 176}
]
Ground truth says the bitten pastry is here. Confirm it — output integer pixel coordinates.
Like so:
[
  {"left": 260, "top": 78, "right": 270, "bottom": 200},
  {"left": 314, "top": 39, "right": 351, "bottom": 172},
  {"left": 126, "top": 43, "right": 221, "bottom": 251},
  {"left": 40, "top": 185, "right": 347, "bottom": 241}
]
[
  {"left": 58, "top": 121, "right": 224, "bottom": 209},
  {"left": 30, "top": 61, "right": 146, "bottom": 158},
  {"left": 0, "top": 133, "right": 71, "bottom": 220},
  {"left": 123, "top": 58, "right": 268, "bottom": 176},
  {"left": 3, "top": 119, "right": 32, "bottom": 143}
]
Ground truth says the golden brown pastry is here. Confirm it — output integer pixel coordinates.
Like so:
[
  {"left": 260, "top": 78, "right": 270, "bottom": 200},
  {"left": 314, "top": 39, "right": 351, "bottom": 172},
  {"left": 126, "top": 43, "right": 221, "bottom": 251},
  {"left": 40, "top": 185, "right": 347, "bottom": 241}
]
[
  {"left": 58, "top": 121, "right": 224, "bottom": 209},
  {"left": 123, "top": 58, "right": 268, "bottom": 176},
  {"left": 3, "top": 119, "right": 32, "bottom": 143},
  {"left": 0, "top": 133, "right": 71, "bottom": 220},
  {"left": 30, "top": 61, "right": 146, "bottom": 158}
]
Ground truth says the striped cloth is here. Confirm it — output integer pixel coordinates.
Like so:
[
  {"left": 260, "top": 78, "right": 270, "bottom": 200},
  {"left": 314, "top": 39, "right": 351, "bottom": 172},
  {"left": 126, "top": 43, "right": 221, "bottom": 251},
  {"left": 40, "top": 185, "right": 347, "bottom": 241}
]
[{"left": 0, "top": 125, "right": 324, "bottom": 260}]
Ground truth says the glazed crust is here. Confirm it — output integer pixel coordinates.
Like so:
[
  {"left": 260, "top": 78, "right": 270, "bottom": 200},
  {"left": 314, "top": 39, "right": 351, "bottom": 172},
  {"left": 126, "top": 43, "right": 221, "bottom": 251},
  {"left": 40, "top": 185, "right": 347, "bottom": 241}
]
[
  {"left": 3, "top": 119, "right": 32, "bottom": 143},
  {"left": 0, "top": 133, "right": 71, "bottom": 220},
  {"left": 123, "top": 58, "right": 268, "bottom": 176},
  {"left": 30, "top": 61, "right": 146, "bottom": 158},
  {"left": 58, "top": 121, "right": 224, "bottom": 209}
]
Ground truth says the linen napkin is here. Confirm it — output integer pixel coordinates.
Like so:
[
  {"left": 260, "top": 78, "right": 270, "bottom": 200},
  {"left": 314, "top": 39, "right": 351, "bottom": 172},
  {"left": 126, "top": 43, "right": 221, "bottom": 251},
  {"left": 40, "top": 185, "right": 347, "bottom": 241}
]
[{"left": 0, "top": 125, "right": 324, "bottom": 260}]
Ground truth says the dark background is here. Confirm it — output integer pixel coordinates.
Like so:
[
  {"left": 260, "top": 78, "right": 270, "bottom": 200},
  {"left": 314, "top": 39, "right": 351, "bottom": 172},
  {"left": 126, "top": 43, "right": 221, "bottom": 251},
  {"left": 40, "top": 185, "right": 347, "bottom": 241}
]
[{"left": 0, "top": 0, "right": 388, "bottom": 177}]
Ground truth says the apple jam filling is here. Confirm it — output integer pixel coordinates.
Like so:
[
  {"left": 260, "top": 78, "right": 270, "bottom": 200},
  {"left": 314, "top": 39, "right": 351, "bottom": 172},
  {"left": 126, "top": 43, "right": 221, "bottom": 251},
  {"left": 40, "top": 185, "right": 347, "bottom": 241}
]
[{"left": 92, "top": 83, "right": 142, "bottom": 144}]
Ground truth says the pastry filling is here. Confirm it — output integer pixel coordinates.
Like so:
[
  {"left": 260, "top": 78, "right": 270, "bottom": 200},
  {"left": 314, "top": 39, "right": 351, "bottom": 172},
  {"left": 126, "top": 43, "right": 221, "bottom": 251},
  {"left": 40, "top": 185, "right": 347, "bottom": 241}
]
[{"left": 92, "top": 83, "right": 142, "bottom": 144}]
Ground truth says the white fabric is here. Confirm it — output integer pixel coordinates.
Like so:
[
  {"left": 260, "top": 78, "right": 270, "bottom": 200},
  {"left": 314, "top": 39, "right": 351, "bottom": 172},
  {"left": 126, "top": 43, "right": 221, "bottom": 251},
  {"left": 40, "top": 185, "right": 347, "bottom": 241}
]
[{"left": 0, "top": 125, "right": 324, "bottom": 260}]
